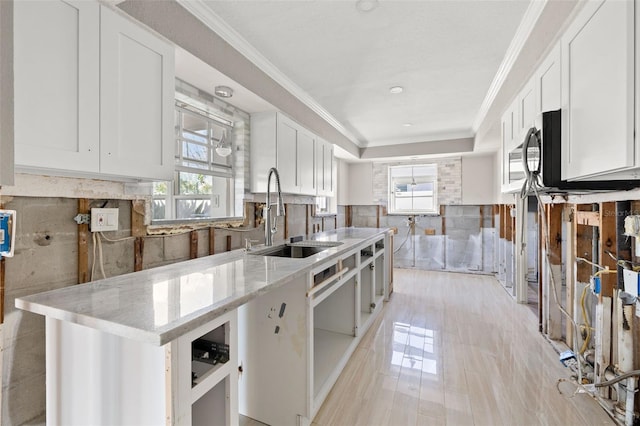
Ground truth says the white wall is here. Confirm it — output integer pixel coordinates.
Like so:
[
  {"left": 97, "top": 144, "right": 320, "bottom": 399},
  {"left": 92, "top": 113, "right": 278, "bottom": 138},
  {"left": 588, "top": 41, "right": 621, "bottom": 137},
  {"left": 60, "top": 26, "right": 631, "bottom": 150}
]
[
  {"left": 461, "top": 154, "right": 496, "bottom": 204},
  {"left": 347, "top": 162, "right": 373, "bottom": 205}
]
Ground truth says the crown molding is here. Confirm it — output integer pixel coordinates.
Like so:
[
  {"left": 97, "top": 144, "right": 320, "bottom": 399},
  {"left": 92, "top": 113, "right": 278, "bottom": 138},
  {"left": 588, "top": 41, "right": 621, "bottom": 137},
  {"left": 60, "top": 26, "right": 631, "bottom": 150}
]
[
  {"left": 471, "top": 0, "right": 547, "bottom": 132},
  {"left": 176, "top": 0, "right": 363, "bottom": 148}
]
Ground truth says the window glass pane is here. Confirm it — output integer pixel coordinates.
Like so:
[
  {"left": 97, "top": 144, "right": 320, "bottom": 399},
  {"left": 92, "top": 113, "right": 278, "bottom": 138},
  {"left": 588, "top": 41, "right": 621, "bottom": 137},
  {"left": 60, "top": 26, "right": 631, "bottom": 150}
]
[
  {"left": 413, "top": 196, "right": 434, "bottom": 211},
  {"left": 182, "top": 131, "right": 208, "bottom": 144},
  {"left": 176, "top": 199, "right": 211, "bottom": 219},
  {"left": 395, "top": 198, "right": 413, "bottom": 211},
  {"left": 394, "top": 182, "right": 410, "bottom": 194},
  {"left": 153, "top": 181, "right": 169, "bottom": 196},
  {"left": 179, "top": 172, "right": 213, "bottom": 195},
  {"left": 182, "top": 141, "right": 209, "bottom": 162},
  {"left": 152, "top": 200, "right": 166, "bottom": 220},
  {"left": 182, "top": 113, "right": 208, "bottom": 136}
]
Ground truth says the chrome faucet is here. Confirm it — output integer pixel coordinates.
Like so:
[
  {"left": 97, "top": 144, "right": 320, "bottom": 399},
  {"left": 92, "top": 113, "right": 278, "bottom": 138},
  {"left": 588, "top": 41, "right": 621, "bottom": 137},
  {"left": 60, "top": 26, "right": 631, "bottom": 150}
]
[{"left": 265, "top": 167, "right": 285, "bottom": 246}]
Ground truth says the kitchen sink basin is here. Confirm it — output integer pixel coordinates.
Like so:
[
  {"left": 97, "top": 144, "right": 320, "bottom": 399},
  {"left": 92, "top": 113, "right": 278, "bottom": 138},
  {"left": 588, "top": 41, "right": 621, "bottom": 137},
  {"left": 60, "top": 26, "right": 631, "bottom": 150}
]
[{"left": 249, "top": 241, "right": 343, "bottom": 259}]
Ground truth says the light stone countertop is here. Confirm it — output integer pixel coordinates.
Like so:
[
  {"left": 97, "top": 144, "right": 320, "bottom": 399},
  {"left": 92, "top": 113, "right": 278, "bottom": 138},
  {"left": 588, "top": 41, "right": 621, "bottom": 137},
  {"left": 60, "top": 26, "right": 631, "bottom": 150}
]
[{"left": 15, "top": 227, "right": 389, "bottom": 346}]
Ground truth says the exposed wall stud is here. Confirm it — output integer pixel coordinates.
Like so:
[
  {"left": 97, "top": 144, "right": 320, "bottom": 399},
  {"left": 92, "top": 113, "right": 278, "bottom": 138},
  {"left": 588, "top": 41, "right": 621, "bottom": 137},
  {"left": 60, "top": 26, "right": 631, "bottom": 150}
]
[
  {"left": 599, "top": 202, "right": 617, "bottom": 297},
  {"left": 134, "top": 237, "right": 144, "bottom": 272},
  {"left": 226, "top": 235, "right": 232, "bottom": 252},
  {"left": 78, "top": 199, "right": 90, "bottom": 284},
  {"left": 131, "top": 200, "right": 146, "bottom": 237},
  {"left": 306, "top": 205, "right": 310, "bottom": 236},
  {"left": 284, "top": 204, "right": 289, "bottom": 240},
  {"left": 209, "top": 227, "right": 215, "bottom": 255},
  {"left": 190, "top": 230, "right": 198, "bottom": 259}
]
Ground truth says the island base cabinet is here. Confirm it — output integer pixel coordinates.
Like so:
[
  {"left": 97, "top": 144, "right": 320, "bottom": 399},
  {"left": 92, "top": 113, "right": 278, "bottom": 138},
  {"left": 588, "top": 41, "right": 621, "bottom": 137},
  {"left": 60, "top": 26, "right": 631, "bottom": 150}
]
[
  {"left": 45, "top": 318, "right": 167, "bottom": 426},
  {"left": 45, "top": 310, "right": 238, "bottom": 426},
  {"left": 237, "top": 277, "right": 309, "bottom": 426}
]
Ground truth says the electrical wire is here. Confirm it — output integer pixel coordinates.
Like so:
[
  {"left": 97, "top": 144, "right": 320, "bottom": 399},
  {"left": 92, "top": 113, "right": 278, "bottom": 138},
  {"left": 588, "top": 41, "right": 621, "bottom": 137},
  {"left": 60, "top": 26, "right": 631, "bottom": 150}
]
[
  {"left": 91, "top": 233, "right": 97, "bottom": 281},
  {"left": 576, "top": 256, "right": 606, "bottom": 270},
  {"left": 97, "top": 233, "right": 106, "bottom": 279},
  {"left": 394, "top": 221, "right": 413, "bottom": 254},
  {"left": 579, "top": 284, "right": 591, "bottom": 355},
  {"left": 99, "top": 232, "right": 135, "bottom": 242}
]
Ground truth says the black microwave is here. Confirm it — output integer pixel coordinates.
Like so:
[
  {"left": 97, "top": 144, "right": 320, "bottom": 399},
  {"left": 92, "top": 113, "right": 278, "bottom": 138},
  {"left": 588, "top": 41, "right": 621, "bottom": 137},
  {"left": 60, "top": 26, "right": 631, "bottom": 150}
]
[{"left": 522, "top": 109, "right": 640, "bottom": 192}]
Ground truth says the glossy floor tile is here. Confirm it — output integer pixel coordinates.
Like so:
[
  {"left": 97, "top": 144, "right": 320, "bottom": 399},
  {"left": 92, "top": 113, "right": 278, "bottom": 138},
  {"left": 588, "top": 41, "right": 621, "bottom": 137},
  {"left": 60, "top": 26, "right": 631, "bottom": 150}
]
[{"left": 313, "top": 269, "right": 614, "bottom": 426}]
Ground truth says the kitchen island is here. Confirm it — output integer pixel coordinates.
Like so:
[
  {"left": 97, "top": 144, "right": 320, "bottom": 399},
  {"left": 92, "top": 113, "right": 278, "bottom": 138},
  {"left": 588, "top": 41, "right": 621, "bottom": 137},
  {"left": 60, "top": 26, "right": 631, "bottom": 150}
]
[{"left": 15, "top": 227, "right": 392, "bottom": 426}]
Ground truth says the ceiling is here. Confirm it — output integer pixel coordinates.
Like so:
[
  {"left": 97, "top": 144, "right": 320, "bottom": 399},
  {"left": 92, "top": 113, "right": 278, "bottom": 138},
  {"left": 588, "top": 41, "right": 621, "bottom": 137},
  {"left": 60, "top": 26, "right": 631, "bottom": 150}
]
[{"left": 179, "top": 0, "right": 530, "bottom": 153}]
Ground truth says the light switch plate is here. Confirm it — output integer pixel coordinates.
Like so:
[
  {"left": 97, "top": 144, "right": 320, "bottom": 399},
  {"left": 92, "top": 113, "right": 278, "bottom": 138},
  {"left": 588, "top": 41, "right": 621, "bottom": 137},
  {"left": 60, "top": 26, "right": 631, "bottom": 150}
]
[{"left": 91, "top": 208, "right": 119, "bottom": 232}]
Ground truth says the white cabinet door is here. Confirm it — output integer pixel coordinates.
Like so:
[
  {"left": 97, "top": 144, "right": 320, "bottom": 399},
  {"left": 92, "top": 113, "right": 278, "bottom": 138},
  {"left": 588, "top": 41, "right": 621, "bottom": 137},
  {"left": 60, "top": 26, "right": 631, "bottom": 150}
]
[
  {"left": 501, "top": 100, "right": 522, "bottom": 193},
  {"left": 561, "top": 0, "right": 634, "bottom": 180},
  {"left": 517, "top": 79, "right": 536, "bottom": 143},
  {"left": 315, "top": 139, "right": 335, "bottom": 197},
  {"left": 324, "top": 142, "right": 334, "bottom": 196},
  {"left": 100, "top": 6, "right": 174, "bottom": 181},
  {"left": 536, "top": 43, "right": 561, "bottom": 113},
  {"left": 298, "top": 129, "right": 316, "bottom": 195},
  {"left": 276, "top": 115, "right": 299, "bottom": 193},
  {"left": 14, "top": 0, "right": 100, "bottom": 172}
]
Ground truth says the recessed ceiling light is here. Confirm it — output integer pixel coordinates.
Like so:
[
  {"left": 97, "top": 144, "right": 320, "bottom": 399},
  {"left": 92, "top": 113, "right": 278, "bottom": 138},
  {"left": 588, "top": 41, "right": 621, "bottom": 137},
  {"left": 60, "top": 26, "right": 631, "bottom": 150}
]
[
  {"left": 403, "top": 123, "right": 413, "bottom": 127},
  {"left": 389, "top": 86, "right": 404, "bottom": 94},
  {"left": 356, "top": 0, "right": 379, "bottom": 12},
  {"left": 214, "top": 85, "right": 234, "bottom": 98}
]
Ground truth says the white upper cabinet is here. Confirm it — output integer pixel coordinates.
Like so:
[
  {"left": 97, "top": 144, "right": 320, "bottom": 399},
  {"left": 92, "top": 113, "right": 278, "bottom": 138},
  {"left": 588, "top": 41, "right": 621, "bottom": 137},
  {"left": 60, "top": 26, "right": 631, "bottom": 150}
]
[
  {"left": 516, "top": 79, "right": 536, "bottom": 143},
  {"left": 561, "top": 0, "right": 635, "bottom": 180},
  {"left": 100, "top": 6, "right": 174, "bottom": 181},
  {"left": 275, "top": 115, "right": 299, "bottom": 193},
  {"left": 13, "top": 1, "right": 174, "bottom": 181},
  {"left": 536, "top": 43, "right": 561, "bottom": 113},
  {"left": 297, "top": 129, "right": 316, "bottom": 195},
  {"left": 14, "top": 0, "right": 100, "bottom": 173},
  {"left": 316, "top": 139, "right": 334, "bottom": 197},
  {"left": 251, "top": 111, "right": 317, "bottom": 195},
  {"left": 501, "top": 99, "right": 521, "bottom": 192}
]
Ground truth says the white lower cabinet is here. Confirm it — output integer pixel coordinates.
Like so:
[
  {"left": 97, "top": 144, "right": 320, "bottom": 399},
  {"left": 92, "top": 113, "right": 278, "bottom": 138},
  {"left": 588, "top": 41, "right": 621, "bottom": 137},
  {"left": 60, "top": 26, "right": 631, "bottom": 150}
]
[
  {"left": 238, "top": 235, "right": 389, "bottom": 425},
  {"left": 13, "top": 1, "right": 174, "bottom": 181},
  {"left": 45, "top": 310, "right": 237, "bottom": 425}
]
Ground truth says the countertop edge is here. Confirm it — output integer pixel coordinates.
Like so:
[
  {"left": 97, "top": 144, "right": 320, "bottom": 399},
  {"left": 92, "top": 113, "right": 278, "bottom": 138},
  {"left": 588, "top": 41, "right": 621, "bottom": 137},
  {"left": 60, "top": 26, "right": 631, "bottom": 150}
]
[{"left": 15, "top": 227, "right": 391, "bottom": 345}]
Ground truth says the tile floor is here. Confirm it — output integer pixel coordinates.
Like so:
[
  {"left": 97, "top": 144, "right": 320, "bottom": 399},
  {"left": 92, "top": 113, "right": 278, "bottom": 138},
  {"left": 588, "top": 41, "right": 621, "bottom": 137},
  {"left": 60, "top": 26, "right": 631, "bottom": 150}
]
[{"left": 311, "top": 268, "right": 614, "bottom": 425}]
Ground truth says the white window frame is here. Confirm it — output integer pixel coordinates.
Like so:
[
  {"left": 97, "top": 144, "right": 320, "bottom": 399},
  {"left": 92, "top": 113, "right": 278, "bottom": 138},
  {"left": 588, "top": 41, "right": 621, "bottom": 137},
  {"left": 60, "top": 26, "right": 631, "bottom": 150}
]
[
  {"left": 388, "top": 164, "right": 438, "bottom": 215},
  {"left": 152, "top": 102, "right": 236, "bottom": 221}
]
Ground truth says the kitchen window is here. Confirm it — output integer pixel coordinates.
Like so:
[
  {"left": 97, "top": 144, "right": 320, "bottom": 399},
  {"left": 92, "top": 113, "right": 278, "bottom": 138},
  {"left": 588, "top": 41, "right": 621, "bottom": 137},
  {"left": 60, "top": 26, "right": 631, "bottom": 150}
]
[
  {"left": 388, "top": 164, "right": 438, "bottom": 214},
  {"left": 152, "top": 102, "right": 236, "bottom": 220}
]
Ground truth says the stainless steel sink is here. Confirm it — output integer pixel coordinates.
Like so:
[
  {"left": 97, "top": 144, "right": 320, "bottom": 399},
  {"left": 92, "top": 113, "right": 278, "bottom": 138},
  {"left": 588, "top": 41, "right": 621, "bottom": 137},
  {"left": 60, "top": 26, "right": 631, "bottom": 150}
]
[{"left": 249, "top": 241, "right": 343, "bottom": 259}]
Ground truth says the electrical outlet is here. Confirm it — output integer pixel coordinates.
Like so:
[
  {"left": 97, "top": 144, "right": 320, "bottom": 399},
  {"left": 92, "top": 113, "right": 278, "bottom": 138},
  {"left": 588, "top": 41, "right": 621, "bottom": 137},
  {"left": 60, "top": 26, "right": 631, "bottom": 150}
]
[{"left": 91, "top": 208, "right": 119, "bottom": 232}]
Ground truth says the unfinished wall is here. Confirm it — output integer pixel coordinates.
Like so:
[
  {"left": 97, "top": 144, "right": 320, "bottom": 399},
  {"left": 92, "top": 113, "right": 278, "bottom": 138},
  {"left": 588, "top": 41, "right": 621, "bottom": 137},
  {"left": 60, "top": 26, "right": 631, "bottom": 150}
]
[
  {"left": 0, "top": 188, "right": 347, "bottom": 425},
  {"left": 370, "top": 157, "right": 462, "bottom": 206},
  {"left": 349, "top": 204, "right": 496, "bottom": 274}
]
